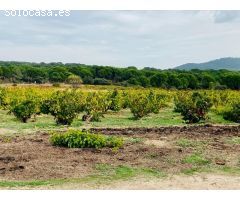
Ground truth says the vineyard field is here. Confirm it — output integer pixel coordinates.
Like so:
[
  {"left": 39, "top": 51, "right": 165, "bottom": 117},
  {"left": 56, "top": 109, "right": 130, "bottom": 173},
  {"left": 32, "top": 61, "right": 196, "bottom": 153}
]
[{"left": 0, "top": 84, "right": 239, "bottom": 189}]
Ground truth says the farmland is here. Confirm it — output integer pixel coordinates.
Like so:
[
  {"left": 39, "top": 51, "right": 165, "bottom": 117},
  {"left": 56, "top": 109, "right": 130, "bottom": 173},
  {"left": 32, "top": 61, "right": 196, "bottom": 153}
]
[{"left": 0, "top": 84, "right": 240, "bottom": 189}]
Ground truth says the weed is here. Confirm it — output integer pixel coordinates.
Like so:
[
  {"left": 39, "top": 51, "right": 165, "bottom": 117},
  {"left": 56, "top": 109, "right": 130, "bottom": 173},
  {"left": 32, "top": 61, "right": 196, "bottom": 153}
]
[{"left": 182, "top": 153, "right": 210, "bottom": 165}]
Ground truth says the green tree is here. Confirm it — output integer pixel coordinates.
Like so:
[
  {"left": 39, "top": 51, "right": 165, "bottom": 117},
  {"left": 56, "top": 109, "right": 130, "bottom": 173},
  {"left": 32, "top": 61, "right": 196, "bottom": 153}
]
[{"left": 150, "top": 73, "right": 167, "bottom": 87}]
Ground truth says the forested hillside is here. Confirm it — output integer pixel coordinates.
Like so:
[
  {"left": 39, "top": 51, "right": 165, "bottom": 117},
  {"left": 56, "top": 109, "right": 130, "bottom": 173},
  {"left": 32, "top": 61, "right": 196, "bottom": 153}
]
[
  {"left": 0, "top": 61, "right": 239, "bottom": 89},
  {"left": 175, "top": 57, "right": 240, "bottom": 71}
]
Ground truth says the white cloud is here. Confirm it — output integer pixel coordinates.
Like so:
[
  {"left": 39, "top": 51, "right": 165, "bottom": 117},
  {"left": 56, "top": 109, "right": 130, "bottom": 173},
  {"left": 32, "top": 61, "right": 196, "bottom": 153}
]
[{"left": 0, "top": 11, "right": 239, "bottom": 68}]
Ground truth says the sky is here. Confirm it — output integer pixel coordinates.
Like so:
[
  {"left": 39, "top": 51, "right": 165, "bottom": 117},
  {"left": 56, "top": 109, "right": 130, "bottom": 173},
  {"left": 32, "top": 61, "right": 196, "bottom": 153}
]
[{"left": 0, "top": 10, "right": 240, "bottom": 69}]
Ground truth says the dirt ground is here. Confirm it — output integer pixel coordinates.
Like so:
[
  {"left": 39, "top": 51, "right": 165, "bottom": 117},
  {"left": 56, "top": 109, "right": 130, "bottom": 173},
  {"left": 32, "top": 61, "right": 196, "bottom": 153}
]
[
  {"left": 0, "top": 125, "right": 240, "bottom": 189},
  {"left": 48, "top": 174, "right": 240, "bottom": 190}
]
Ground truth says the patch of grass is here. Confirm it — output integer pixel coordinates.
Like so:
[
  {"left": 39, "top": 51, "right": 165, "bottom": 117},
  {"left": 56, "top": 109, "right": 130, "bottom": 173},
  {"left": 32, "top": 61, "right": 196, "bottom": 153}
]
[
  {"left": 176, "top": 138, "right": 208, "bottom": 149},
  {"left": 182, "top": 153, "right": 211, "bottom": 165},
  {"left": 141, "top": 168, "right": 166, "bottom": 178},
  {"left": 114, "top": 166, "right": 136, "bottom": 179},
  {"left": 181, "top": 165, "right": 214, "bottom": 175},
  {"left": 218, "top": 166, "right": 240, "bottom": 175},
  {"left": 0, "top": 108, "right": 236, "bottom": 135},
  {"left": 94, "top": 163, "right": 166, "bottom": 181},
  {"left": 206, "top": 112, "right": 238, "bottom": 125},
  {"left": 181, "top": 167, "right": 202, "bottom": 175},
  {"left": 89, "top": 108, "right": 183, "bottom": 128},
  {"left": 0, "top": 179, "right": 67, "bottom": 188},
  {"left": 126, "top": 137, "right": 144, "bottom": 144},
  {"left": 181, "top": 162, "right": 240, "bottom": 176},
  {"left": 226, "top": 137, "right": 240, "bottom": 145}
]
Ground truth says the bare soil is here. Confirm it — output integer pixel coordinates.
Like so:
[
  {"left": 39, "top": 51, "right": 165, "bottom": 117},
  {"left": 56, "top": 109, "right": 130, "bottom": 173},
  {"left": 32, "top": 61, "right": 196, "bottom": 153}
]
[
  {"left": 50, "top": 174, "right": 240, "bottom": 190},
  {"left": 0, "top": 125, "right": 240, "bottom": 189}
]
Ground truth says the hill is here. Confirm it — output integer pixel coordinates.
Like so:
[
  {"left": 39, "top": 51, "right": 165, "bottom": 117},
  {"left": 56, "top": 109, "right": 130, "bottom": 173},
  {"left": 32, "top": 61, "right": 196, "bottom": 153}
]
[{"left": 175, "top": 57, "right": 240, "bottom": 71}]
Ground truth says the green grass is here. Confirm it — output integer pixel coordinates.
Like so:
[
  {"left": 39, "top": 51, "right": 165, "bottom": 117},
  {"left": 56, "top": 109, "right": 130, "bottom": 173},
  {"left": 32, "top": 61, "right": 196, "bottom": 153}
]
[
  {"left": 180, "top": 153, "right": 240, "bottom": 176},
  {"left": 207, "top": 112, "right": 237, "bottom": 125},
  {"left": 0, "top": 108, "right": 235, "bottom": 135},
  {"left": 182, "top": 154, "right": 211, "bottom": 165},
  {"left": 181, "top": 165, "right": 240, "bottom": 176},
  {"left": 218, "top": 166, "right": 240, "bottom": 175},
  {"left": 90, "top": 108, "right": 183, "bottom": 128},
  {"left": 94, "top": 164, "right": 166, "bottom": 180},
  {"left": 0, "top": 180, "right": 57, "bottom": 188}
]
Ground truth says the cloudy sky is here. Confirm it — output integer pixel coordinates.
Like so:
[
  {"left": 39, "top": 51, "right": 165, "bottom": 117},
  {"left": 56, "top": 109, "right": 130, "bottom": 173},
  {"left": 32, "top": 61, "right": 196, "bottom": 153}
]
[{"left": 0, "top": 10, "right": 240, "bottom": 69}]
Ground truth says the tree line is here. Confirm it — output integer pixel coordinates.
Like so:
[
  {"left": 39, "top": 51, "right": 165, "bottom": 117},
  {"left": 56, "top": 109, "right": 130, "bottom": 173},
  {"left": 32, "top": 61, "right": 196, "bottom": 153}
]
[{"left": 0, "top": 61, "right": 239, "bottom": 89}]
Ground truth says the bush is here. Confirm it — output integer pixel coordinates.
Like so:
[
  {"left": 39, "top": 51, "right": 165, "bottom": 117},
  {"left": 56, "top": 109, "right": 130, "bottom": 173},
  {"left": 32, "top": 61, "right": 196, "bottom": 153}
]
[
  {"left": 11, "top": 100, "right": 37, "bottom": 123},
  {"left": 214, "top": 85, "right": 227, "bottom": 90},
  {"left": 128, "top": 91, "right": 165, "bottom": 119},
  {"left": 128, "top": 94, "right": 151, "bottom": 119},
  {"left": 83, "top": 92, "right": 111, "bottom": 122},
  {"left": 147, "top": 91, "right": 166, "bottom": 114},
  {"left": 93, "top": 78, "right": 111, "bottom": 85},
  {"left": 50, "top": 130, "right": 124, "bottom": 149},
  {"left": 0, "top": 88, "right": 6, "bottom": 109},
  {"left": 108, "top": 89, "right": 122, "bottom": 112},
  {"left": 223, "top": 103, "right": 240, "bottom": 123},
  {"left": 83, "top": 76, "right": 94, "bottom": 84},
  {"left": 41, "top": 90, "right": 84, "bottom": 125},
  {"left": 174, "top": 92, "right": 212, "bottom": 123}
]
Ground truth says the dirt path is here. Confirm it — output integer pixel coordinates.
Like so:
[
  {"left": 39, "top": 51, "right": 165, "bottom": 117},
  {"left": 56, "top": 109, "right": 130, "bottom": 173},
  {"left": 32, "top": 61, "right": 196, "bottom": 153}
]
[{"left": 40, "top": 173, "right": 240, "bottom": 190}]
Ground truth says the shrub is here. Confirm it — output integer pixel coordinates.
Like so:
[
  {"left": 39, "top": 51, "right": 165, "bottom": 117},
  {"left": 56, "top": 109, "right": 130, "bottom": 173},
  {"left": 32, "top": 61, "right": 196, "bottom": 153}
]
[
  {"left": 11, "top": 100, "right": 37, "bottom": 123},
  {"left": 147, "top": 91, "right": 166, "bottom": 114},
  {"left": 93, "top": 78, "right": 111, "bottom": 85},
  {"left": 83, "top": 92, "right": 111, "bottom": 122},
  {"left": 128, "top": 94, "right": 151, "bottom": 119},
  {"left": 41, "top": 90, "right": 84, "bottom": 125},
  {"left": 223, "top": 103, "right": 240, "bottom": 123},
  {"left": 174, "top": 92, "right": 212, "bottom": 123},
  {"left": 0, "top": 88, "right": 6, "bottom": 109},
  {"left": 128, "top": 91, "right": 165, "bottom": 119},
  {"left": 121, "top": 91, "right": 130, "bottom": 109},
  {"left": 83, "top": 76, "right": 94, "bottom": 84},
  {"left": 108, "top": 89, "right": 122, "bottom": 112},
  {"left": 50, "top": 130, "right": 124, "bottom": 149},
  {"left": 214, "top": 85, "right": 227, "bottom": 90}
]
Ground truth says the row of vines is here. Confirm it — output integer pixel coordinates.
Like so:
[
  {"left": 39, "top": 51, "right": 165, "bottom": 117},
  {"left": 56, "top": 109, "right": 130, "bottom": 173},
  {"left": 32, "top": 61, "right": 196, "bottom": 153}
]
[{"left": 0, "top": 86, "right": 239, "bottom": 124}]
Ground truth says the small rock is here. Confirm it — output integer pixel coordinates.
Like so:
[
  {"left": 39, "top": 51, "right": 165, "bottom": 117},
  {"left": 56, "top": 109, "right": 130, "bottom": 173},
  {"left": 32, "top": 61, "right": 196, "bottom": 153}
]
[{"left": 215, "top": 159, "right": 226, "bottom": 165}]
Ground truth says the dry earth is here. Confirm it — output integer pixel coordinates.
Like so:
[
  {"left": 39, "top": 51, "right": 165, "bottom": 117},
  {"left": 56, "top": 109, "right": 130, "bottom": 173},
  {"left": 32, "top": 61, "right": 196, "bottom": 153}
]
[{"left": 0, "top": 125, "right": 240, "bottom": 189}]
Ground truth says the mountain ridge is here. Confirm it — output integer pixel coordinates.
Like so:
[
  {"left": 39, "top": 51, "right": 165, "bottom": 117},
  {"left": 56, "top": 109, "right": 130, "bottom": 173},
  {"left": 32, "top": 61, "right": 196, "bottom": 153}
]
[{"left": 174, "top": 57, "right": 240, "bottom": 71}]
